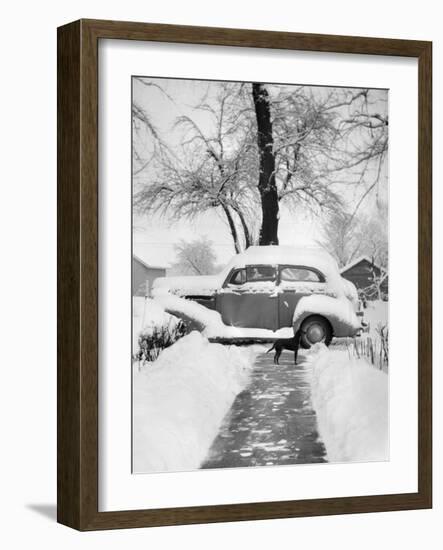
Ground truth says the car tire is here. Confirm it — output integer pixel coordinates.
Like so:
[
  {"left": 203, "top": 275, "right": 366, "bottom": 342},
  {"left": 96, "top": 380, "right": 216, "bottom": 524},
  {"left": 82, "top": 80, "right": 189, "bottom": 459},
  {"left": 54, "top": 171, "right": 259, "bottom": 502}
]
[{"left": 299, "top": 315, "right": 333, "bottom": 349}]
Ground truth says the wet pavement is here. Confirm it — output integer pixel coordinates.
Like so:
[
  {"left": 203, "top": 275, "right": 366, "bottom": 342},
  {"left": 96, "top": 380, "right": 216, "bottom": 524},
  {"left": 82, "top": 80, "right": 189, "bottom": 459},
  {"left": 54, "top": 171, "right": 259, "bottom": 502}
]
[{"left": 201, "top": 349, "right": 327, "bottom": 469}]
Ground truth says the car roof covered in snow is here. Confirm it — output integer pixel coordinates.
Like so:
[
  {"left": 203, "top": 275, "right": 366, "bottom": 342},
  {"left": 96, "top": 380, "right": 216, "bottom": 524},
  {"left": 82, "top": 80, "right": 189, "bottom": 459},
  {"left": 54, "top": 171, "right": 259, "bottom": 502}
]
[
  {"left": 227, "top": 246, "right": 338, "bottom": 271},
  {"left": 221, "top": 246, "right": 344, "bottom": 296},
  {"left": 153, "top": 246, "right": 345, "bottom": 299}
]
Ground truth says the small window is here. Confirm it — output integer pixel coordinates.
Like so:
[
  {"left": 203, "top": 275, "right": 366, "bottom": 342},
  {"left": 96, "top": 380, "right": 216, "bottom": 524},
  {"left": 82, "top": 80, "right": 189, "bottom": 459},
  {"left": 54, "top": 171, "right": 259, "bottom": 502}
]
[
  {"left": 246, "top": 265, "right": 277, "bottom": 282},
  {"left": 280, "top": 266, "right": 323, "bottom": 282},
  {"left": 228, "top": 268, "right": 246, "bottom": 285}
]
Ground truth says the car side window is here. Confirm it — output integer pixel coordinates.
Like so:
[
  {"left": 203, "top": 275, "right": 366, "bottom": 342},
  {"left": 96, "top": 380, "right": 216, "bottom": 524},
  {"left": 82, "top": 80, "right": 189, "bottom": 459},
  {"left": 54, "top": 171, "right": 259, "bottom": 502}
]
[
  {"left": 228, "top": 268, "right": 246, "bottom": 285},
  {"left": 246, "top": 265, "right": 277, "bottom": 282},
  {"left": 280, "top": 266, "right": 323, "bottom": 282}
]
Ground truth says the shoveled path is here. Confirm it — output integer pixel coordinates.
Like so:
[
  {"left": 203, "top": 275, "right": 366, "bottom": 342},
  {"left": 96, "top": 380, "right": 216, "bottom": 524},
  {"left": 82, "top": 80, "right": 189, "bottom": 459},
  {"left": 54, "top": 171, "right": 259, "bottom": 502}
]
[{"left": 201, "top": 349, "right": 326, "bottom": 469}]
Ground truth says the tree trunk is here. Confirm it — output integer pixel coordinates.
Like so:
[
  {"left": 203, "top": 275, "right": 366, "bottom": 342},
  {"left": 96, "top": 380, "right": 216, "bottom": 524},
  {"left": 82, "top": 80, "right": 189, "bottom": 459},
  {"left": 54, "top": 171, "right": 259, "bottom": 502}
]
[
  {"left": 231, "top": 204, "right": 252, "bottom": 249},
  {"left": 252, "top": 83, "right": 279, "bottom": 245},
  {"left": 221, "top": 203, "right": 242, "bottom": 254}
]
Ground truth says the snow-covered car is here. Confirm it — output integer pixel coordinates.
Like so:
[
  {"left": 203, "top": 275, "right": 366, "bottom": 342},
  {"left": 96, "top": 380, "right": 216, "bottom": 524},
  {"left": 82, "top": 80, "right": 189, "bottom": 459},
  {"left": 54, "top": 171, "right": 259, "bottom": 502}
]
[{"left": 153, "top": 246, "right": 364, "bottom": 348}]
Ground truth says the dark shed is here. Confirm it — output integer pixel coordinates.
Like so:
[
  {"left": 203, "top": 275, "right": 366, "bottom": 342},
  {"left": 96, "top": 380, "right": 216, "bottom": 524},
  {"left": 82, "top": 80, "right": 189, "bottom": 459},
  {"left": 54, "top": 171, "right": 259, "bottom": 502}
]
[{"left": 340, "top": 256, "right": 388, "bottom": 300}]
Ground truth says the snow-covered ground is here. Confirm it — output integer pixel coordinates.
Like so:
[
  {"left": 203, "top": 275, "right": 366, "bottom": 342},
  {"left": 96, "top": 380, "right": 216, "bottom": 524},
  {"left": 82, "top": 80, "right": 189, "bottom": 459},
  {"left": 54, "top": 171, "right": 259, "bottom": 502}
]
[
  {"left": 132, "top": 296, "right": 389, "bottom": 470},
  {"left": 133, "top": 332, "right": 259, "bottom": 473},
  {"left": 307, "top": 343, "right": 389, "bottom": 463}
]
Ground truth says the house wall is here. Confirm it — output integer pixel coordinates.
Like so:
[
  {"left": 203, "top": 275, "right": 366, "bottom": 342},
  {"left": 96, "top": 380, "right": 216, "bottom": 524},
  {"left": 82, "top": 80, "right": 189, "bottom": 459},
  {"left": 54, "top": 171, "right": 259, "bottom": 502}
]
[
  {"left": 132, "top": 259, "right": 166, "bottom": 296},
  {"left": 341, "top": 259, "right": 388, "bottom": 299}
]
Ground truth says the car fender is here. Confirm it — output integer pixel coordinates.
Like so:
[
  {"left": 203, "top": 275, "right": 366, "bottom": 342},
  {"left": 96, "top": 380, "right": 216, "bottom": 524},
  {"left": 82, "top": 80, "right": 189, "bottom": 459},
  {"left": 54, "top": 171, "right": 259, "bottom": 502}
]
[
  {"left": 293, "top": 294, "right": 362, "bottom": 338},
  {"left": 341, "top": 277, "right": 359, "bottom": 309}
]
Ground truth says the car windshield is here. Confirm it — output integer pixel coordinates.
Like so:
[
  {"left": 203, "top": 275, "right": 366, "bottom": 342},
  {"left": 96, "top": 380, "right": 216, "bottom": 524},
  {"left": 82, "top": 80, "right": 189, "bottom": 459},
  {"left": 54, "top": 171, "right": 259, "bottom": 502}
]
[{"left": 246, "top": 265, "right": 277, "bottom": 282}]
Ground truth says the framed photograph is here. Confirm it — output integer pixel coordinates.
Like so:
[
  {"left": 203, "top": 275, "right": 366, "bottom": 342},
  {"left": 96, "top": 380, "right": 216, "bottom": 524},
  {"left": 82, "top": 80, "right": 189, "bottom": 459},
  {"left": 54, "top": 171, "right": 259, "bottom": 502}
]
[{"left": 57, "top": 19, "right": 432, "bottom": 530}]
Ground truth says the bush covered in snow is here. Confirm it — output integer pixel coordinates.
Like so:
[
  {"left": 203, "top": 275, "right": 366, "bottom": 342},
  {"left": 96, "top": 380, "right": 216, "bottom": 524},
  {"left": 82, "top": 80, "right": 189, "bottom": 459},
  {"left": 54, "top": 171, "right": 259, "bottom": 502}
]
[
  {"left": 307, "top": 343, "right": 388, "bottom": 463},
  {"left": 136, "top": 321, "right": 187, "bottom": 363},
  {"left": 133, "top": 332, "right": 257, "bottom": 473},
  {"left": 133, "top": 297, "right": 187, "bottom": 362}
]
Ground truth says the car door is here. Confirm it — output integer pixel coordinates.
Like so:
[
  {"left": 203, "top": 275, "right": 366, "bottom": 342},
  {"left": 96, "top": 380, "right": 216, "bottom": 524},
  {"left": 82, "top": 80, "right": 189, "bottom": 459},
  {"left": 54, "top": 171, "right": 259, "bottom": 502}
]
[
  {"left": 278, "top": 265, "right": 326, "bottom": 328},
  {"left": 216, "top": 265, "right": 279, "bottom": 330}
]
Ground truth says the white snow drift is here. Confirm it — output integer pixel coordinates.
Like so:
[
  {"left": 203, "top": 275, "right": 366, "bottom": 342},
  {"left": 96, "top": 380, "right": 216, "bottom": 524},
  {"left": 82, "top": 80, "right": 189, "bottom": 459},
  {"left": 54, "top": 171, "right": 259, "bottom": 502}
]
[
  {"left": 133, "top": 332, "right": 257, "bottom": 473},
  {"left": 307, "top": 343, "right": 389, "bottom": 463}
]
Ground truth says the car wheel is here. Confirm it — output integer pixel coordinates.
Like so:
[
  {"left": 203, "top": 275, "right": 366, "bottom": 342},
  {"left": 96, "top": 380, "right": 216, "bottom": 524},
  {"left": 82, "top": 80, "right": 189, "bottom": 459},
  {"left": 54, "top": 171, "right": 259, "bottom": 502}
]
[{"left": 299, "top": 315, "right": 332, "bottom": 349}]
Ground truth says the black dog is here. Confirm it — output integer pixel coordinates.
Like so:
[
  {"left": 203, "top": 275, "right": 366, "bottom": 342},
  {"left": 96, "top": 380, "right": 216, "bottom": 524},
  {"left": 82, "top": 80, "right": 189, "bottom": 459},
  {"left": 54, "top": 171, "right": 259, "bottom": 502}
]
[{"left": 266, "top": 330, "right": 301, "bottom": 365}]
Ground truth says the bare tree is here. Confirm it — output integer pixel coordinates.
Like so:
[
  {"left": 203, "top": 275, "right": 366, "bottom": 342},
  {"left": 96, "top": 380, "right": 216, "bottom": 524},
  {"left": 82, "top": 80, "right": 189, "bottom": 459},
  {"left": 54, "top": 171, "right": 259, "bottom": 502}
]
[
  {"left": 132, "top": 78, "right": 172, "bottom": 176},
  {"left": 133, "top": 80, "right": 388, "bottom": 253},
  {"left": 272, "top": 87, "right": 388, "bottom": 214},
  {"left": 360, "top": 215, "right": 388, "bottom": 270},
  {"left": 320, "top": 206, "right": 388, "bottom": 268},
  {"left": 134, "top": 83, "right": 257, "bottom": 253},
  {"left": 318, "top": 210, "right": 364, "bottom": 267},
  {"left": 170, "top": 237, "right": 218, "bottom": 276},
  {"left": 251, "top": 84, "right": 388, "bottom": 245}
]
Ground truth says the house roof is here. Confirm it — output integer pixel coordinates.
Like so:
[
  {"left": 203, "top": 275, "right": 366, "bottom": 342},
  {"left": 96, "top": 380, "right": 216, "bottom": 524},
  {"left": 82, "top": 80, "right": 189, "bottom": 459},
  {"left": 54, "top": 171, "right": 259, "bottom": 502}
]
[
  {"left": 340, "top": 255, "right": 386, "bottom": 275},
  {"left": 133, "top": 255, "right": 167, "bottom": 271}
]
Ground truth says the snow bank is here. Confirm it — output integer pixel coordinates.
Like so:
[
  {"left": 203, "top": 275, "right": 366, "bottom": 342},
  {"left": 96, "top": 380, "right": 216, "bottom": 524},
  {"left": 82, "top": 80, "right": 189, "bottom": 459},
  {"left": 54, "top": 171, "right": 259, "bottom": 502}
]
[
  {"left": 153, "top": 293, "right": 223, "bottom": 333},
  {"left": 155, "top": 293, "right": 292, "bottom": 339},
  {"left": 307, "top": 343, "right": 388, "bottom": 463},
  {"left": 132, "top": 297, "right": 180, "bottom": 354},
  {"left": 133, "top": 332, "right": 257, "bottom": 473},
  {"left": 133, "top": 297, "right": 146, "bottom": 354}
]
